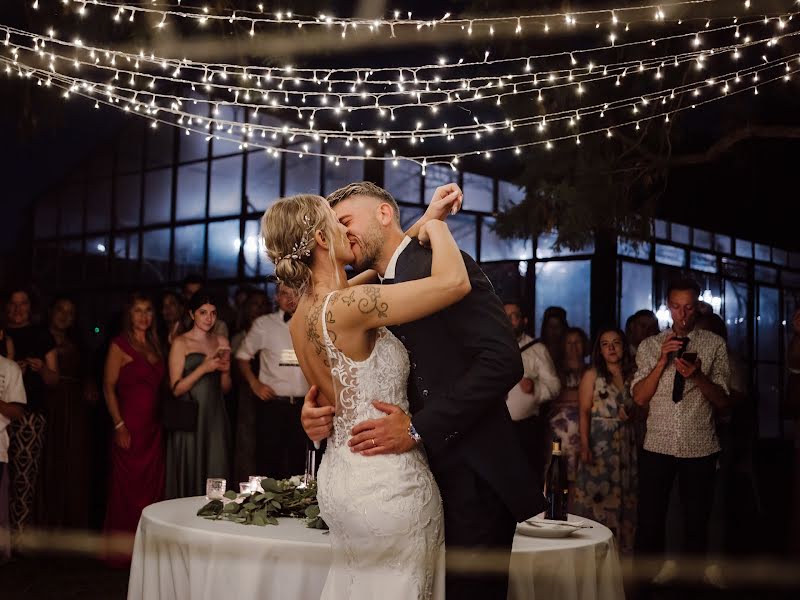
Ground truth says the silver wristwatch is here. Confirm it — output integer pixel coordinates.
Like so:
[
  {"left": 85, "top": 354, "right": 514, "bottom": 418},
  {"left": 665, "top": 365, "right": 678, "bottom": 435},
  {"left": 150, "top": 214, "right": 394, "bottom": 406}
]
[{"left": 407, "top": 422, "right": 423, "bottom": 445}]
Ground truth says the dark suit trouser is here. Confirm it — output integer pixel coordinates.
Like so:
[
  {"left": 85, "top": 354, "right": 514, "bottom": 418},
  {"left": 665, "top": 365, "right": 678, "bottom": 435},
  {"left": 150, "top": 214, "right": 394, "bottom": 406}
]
[
  {"left": 513, "top": 413, "right": 550, "bottom": 495},
  {"left": 434, "top": 460, "right": 517, "bottom": 600},
  {"left": 635, "top": 449, "right": 718, "bottom": 558},
  {"left": 254, "top": 399, "right": 307, "bottom": 480}
]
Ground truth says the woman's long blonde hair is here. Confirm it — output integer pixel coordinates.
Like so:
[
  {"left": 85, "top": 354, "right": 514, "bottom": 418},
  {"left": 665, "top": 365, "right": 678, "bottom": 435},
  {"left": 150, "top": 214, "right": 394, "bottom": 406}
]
[{"left": 261, "top": 194, "right": 342, "bottom": 295}]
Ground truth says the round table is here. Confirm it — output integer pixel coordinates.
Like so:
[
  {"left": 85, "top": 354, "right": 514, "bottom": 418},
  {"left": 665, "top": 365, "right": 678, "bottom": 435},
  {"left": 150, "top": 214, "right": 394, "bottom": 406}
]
[{"left": 128, "top": 497, "right": 623, "bottom": 600}]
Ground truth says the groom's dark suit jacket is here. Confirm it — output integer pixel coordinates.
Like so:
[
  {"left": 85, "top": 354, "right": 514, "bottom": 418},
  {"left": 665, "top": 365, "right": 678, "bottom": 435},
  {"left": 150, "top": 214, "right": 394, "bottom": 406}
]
[{"left": 387, "top": 240, "right": 547, "bottom": 522}]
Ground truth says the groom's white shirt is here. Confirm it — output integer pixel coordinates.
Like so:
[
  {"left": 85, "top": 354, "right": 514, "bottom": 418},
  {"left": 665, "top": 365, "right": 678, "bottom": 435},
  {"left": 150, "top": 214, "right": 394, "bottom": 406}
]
[{"left": 379, "top": 235, "right": 412, "bottom": 281}]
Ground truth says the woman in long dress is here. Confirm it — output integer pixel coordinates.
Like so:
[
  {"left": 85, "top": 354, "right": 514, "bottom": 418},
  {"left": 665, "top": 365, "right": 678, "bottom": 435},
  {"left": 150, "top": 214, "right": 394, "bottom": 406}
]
[
  {"left": 165, "top": 290, "right": 232, "bottom": 498},
  {"left": 103, "top": 293, "right": 165, "bottom": 564},
  {"left": 261, "top": 191, "right": 467, "bottom": 600},
  {"left": 573, "top": 328, "right": 638, "bottom": 552}
]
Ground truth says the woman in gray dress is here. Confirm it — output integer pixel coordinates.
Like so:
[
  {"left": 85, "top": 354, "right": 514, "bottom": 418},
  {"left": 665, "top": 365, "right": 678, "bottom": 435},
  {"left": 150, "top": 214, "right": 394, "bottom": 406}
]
[{"left": 165, "top": 291, "right": 232, "bottom": 498}]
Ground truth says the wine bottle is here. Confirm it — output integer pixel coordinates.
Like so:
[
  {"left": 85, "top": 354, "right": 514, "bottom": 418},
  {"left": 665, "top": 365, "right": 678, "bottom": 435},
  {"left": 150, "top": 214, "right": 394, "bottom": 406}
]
[{"left": 544, "top": 440, "right": 569, "bottom": 521}]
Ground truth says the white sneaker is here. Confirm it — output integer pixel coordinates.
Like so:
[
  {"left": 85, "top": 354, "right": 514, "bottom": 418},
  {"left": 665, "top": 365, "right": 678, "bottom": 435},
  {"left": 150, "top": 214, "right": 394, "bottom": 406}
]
[
  {"left": 652, "top": 559, "right": 678, "bottom": 585},
  {"left": 703, "top": 563, "right": 726, "bottom": 589}
]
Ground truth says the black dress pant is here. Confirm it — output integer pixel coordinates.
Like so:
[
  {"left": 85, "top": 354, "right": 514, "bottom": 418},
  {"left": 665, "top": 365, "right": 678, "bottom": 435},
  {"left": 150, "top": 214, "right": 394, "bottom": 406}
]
[
  {"left": 432, "top": 459, "right": 517, "bottom": 600},
  {"left": 635, "top": 448, "right": 718, "bottom": 558},
  {"left": 513, "top": 412, "right": 551, "bottom": 495},
  {"left": 254, "top": 398, "right": 308, "bottom": 480}
]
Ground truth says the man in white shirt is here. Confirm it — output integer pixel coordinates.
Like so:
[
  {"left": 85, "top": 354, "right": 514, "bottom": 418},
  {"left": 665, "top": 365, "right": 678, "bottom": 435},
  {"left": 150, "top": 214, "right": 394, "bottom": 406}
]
[
  {"left": 1, "top": 355, "right": 27, "bottom": 562},
  {"left": 236, "top": 284, "right": 310, "bottom": 480},
  {"left": 503, "top": 302, "right": 561, "bottom": 491}
]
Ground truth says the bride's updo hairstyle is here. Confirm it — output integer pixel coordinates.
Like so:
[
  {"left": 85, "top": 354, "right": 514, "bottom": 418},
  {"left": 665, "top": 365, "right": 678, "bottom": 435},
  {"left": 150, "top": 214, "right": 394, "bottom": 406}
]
[{"left": 261, "top": 194, "right": 340, "bottom": 295}]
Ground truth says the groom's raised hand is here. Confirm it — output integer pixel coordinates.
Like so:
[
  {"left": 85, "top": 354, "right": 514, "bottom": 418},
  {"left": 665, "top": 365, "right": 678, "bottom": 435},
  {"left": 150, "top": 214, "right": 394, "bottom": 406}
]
[
  {"left": 348, "top": 401, "right": 416, "bottom": 456},
  {"left": 301, "top": 385, "right": 334, "bottom": 443}
]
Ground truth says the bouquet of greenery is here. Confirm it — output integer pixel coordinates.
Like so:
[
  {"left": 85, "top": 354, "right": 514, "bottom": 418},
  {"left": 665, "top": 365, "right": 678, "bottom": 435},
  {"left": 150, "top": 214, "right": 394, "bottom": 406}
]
[{"left": 197, "top": 477, "right": 327, "bottom": 530}]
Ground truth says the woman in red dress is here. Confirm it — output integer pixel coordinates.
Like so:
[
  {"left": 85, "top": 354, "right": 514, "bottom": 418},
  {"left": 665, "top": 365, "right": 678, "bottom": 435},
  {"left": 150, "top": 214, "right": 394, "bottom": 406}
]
[{"left": 102, "top": 292, "right": 165, "bottom": 565}]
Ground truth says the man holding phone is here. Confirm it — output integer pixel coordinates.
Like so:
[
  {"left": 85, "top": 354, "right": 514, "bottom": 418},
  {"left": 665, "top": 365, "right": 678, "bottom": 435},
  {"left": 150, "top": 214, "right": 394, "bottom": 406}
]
[
  {"left": 236, "top": 284, "right": 309, "bottom": 480},
  {"left": 631, "top": 277, "right": 730, "bottom": 584}
]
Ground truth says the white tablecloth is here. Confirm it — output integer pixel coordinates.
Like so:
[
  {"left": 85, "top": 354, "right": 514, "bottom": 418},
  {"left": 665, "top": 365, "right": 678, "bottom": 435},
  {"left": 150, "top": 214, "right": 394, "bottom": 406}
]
[{"left": 128, "top": 497, "right": 623, "bottom": 600}]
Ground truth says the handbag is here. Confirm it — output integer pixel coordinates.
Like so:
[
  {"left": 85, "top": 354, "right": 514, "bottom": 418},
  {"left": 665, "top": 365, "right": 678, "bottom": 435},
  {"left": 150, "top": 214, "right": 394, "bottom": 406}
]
[{"left": 161, "top": 389, "right": 198, "bottom": 432}]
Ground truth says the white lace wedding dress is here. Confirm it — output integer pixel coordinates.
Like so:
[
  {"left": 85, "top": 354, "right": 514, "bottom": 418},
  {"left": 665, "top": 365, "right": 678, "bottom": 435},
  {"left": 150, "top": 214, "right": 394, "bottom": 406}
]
[{"left": 316, "top": 292, "right": 445, "bottom": 600}]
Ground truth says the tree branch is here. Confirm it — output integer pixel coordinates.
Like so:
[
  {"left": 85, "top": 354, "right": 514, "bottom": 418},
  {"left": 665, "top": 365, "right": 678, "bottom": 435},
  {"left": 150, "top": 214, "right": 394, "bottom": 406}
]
[{"left": 667, "top": 125, "right": 800, "bottom": 166}]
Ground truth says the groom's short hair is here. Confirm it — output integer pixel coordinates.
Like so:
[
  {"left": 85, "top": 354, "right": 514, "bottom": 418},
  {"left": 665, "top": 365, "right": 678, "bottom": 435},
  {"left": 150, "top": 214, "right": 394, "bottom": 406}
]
[{"left": 326, "top": 182, "right": 401, "bottom": 225}]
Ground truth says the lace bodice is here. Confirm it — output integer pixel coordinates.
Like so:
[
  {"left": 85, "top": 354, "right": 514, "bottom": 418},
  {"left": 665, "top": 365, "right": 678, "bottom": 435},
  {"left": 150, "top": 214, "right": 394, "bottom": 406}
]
[{"left": 321, "top": 291, "right": 411, "bottom": 448}]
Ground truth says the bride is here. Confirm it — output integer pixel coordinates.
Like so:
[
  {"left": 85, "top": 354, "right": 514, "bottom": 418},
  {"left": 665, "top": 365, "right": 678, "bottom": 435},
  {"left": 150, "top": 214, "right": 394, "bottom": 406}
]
[{"left": 261, "top": 193, "right": 469, "bottom": 600}]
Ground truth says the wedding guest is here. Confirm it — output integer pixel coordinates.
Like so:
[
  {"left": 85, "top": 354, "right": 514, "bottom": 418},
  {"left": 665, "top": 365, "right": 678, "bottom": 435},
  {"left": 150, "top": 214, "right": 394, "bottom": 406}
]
[
  {"left": 632, "top": 278, "right": 729, "bottom": 583},
  {"left": 37, "top": 296, "right": 96, "bottom": 529},
  {"left": 179, "top": 275, "right": 229, "bottom": 339},
  {"left": 503, "top": 301, "right": 560, "bottom": 492},
  {"left": 103, "top": 292, "right": 165, "bottom": 563},
  {"left": 166, "top": 290, "right": 232, "bottom": 498},
  {"left": 0, "top": 354, "right": 26, "bottom": 563},
  {"left": 549, "top": 327, "right": 589, "bottom": 500},
  {"left": 231, "top": 289, "right": 270, "bottom": 484},
  {"left": 158, "top": 290, "right": 184, "bottom": 349},
  {"left": 539, "top": 306, "right": 569, "bottom": 372},
  {"left": 4, "top": 287, "right": 59, "bottom": 536},
  {"left": 574, "top": 328, "right": 638, "bottom": 553},
  {"left": 625, "top": 309, "right": 660, "bottom": 359},
  {"left": 236, "top": 283, "right": 309, "bottom": 480}
]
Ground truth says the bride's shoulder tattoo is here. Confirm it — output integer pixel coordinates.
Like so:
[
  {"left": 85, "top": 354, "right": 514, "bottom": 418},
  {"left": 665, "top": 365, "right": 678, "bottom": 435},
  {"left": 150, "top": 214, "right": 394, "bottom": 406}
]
[
  {"left": 356, "top": 285, "right": 388, "bottom": 319},
  {"left": 304, "top": 293, "right": 337, "bottom": 367}
]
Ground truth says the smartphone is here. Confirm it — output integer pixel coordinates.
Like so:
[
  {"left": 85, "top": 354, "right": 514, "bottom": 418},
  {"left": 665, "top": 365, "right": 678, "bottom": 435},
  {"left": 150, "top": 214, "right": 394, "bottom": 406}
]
[
  {"left": 216, "top": 347, "right": 231, "bottom": 360},
  {"left": 682, "top": 352, "right": 698, "bottom": 364}
]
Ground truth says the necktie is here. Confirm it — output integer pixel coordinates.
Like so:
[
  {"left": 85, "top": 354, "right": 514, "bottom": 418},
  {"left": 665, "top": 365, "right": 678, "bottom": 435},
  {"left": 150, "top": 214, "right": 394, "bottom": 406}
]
[
  {"left": 283, "top": 312, "right": 292, "bottom": 323},
  {"left": 672, "top": 337, "right": 689, "bottom": 403}
]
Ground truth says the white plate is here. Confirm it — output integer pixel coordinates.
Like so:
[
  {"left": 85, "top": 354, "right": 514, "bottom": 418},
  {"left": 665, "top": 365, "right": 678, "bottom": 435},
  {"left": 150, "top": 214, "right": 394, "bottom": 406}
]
[{"left": 515, "top": 520, "right": 576, "bottom": 538}]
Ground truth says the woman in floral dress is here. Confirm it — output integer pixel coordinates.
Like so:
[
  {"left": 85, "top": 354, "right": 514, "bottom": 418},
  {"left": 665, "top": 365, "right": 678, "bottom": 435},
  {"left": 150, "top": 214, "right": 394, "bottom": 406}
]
[{"left": 574, "top": 327, "right": 638, "bottom": 552}]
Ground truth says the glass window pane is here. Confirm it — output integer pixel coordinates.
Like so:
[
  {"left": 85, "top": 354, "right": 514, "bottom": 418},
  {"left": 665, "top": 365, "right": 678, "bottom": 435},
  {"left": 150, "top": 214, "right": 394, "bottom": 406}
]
[
  {"left": 243, "top": 220, "right": 273, "bottom": 279},
  {"left": 399, "top": 206, "right": 424, "bottom": 231},
  {"left": 617, "top": 238, "right": 651, "bottom": 260},
  {"left": 671, "top": 223, "right": 690, "bottom": 244},
  {"left": 423, "top": 165, "right": 451, "bottom": 206},
  {"left": 208, "top": 219, "right": 240, "bottom": 279},
  {"left": 33, "top": 243, "right": 59, "bottom": 286},
  {"left": 620, "top": 262, "right": 653, "bottom": 324},
  {"left": 145, "top": 124, "right": 174, "bottom": 169},
  {"left": 754, "top": 243, "right": 770, "bottom": 262},
  {"left": 113, "top": 232, "right": 140, "bottom": 284},
  {"left": 724, "top": 280, "right": 749, "bottom": 358},
  {"left": 756, "top": 286, "right": 779, "bottom": 361},
  {"left": 693, "top": 228, "right": 712, "bottom": 249},
  {"left": 535, "top": 260, "right": 591, "bottom": 336},
  {"left": 480, "top": 217, "right": 533, "bottom": 261},
  {"left": 735, "top": 239, "right": 753, "bottom": 258},
  {"left": 143, "top": 168, "right": 172, "bottom": 225},
  {"left": 245, "top": 150, "right": 280, "bottom": 213},
  {"left": 35, "top": 197, "right": 58, "bottom": 239},
  {"left": 116, "top": 173, "right": 141, "bottom": 229},
  {"left": 462, "top": 172, "right": 494, "bottom": 212},
  {"left": 86, "top": 178, "right": 112, "bottom": 232},
  {"left": 655, "top": 243, "right": 686, "bottom": 267},
  {"left": 690, "top": 251, "right": 717, "bottom": 273},
  {"left": 141, "top": 228, "right": 171, "bottom": 284},
  {"left": 449, "top": 213, "right": 477, "bottom": 258},
  {"left": 285, "top": 142, "right": 321, "bottom": 197},
  {"left": 757, "top": 364, "right": 780, "bottom": 438},
  {"left": 60, "top": 185, "right": 84, "bottom": 236},
  {"left": 323, "top": 140, "right": 365, "bottom": 196},
  {"left": 117, "top": 122, "right": 144, "bottom": 174},
  {"left": 790, "top": 252, "right": 800, "bottom": 269},
  {"left": 176, "top": 162, "right": 207, "bottom": 221},
  {"left": 714, "top": 234, "right": 732, "bottom": 254},
  {"left": 209, "top": 155, "right": 242, "bottom": 217},
  {"left": 211, "top": 105, "right": 245, "bottom": 156},
  {"left": 498, "top": 181, "right": 525, "bottom": 209},
  {"left": 537, "top": 230, "right": 595, "bottom": 259},
  {"left": 782, "top": 270, "right": 800, "bottom": 288},
  {"left": 60, "top": 239, "right": 84, "bottom": 287},
  {"left": 721, "top": 256, "right": 748, "bottom": 279},
  {"left": 85, "top": 235, "right": 110, "bottom": 280},
  {"left": 179, "top": 100, "right": 210, "bottom": 162},
  {"left": 174, "top": 224, "right": 206, "bottom": 282},
  {"left": 654, "top": 219, "right": 668, "bottom": 239},
  {"left": 754, "top": 265, "right": 777, "bottom": 284},
  {"left": 773, "top": 248, "right": 787, "bottom": 266},
  {"left": 384, "top": 159, "right": 422, "bottom": 204}
]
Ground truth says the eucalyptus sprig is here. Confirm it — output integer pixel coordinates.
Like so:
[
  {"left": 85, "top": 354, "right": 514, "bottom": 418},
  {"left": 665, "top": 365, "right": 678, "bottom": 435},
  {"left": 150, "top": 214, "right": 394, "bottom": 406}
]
[{"left": 197, "top": 477, "right": 327, "bottom": 530}]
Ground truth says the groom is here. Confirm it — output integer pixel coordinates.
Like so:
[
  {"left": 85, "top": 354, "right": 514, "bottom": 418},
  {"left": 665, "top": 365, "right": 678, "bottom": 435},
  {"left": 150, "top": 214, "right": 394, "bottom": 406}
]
[{"left": 301, "top": 181, "right": 546, "bottom": 599}]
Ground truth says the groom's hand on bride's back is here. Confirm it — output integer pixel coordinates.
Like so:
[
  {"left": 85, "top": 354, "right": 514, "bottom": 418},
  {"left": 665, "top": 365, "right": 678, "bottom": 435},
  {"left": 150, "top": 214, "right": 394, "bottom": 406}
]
[
  {"left": 301, "top": 385, "right": 334, "bottom": 443},
  {"left": 348, "top": 401, "right": 416, "bottom": 456}
]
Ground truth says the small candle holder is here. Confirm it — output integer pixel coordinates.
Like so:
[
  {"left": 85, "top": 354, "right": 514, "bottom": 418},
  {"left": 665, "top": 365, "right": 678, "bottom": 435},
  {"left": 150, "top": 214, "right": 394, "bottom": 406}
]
[{"left": 205, "top": 478, "right": 226, "bottom": 500}]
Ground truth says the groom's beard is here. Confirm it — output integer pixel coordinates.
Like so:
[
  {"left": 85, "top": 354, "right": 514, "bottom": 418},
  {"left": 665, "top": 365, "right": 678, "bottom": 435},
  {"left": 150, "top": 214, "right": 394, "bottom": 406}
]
[{"left": 352, "top": 221, "right": 385, "bottom": 272}]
